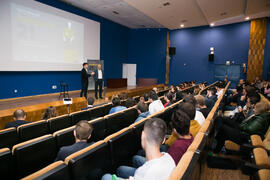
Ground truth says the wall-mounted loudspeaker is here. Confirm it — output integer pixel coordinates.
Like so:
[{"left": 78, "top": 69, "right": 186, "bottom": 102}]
[
  {"left": 169, "top": 47, "right": 176, "bottom": 56},
  {"left": 209, "top": 54, "right": 214, "bottom": 61}
]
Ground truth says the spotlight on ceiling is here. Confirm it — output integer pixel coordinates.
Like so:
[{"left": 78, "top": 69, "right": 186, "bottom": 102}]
[
  {"left": 210, "top": 23, "right": 215, "bottom": 27},
  {"left": 245, "top": 17, "right": 250, "bottom": 20},
  {"left": 180, "top": 24, "right": 184, "bottom": 28}
]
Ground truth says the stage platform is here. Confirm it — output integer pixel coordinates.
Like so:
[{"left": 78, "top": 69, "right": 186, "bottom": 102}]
[{"left": 0, "top": 84, "right": 165, "bottom": 129}]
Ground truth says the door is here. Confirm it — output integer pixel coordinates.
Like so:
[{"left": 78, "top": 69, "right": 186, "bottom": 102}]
[
  {"left": 122, "top": 64, "right": 137, "bottom": 86},
  {"left": 214, "top": 64, "right": 240, "bottom": 88}
]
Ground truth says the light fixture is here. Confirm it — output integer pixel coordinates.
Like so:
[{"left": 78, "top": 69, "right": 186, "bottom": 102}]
[
  {"left": 210, "top": 23, "right": 215, "bottom": 27},
  {"left": 180, "top": 24, "right": 184, "bottom": 28},
  {"left": 245, "top": 17, "right": 250, "bottom": 20}
]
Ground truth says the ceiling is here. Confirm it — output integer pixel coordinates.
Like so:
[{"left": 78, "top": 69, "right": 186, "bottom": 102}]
[{"left": 61, "top": 0, "right": 270, "bottom": 29}]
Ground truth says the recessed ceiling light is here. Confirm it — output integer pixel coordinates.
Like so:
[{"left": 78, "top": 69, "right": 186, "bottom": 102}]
[
  {"left": 210, "top": 23, "right": 215, "bottom": 27},
  {"left": 245, "top": 17, "right": 250, "bottom": 20},
  {"left": 180, "top": 24, "right": 184, "bottom": 28}
]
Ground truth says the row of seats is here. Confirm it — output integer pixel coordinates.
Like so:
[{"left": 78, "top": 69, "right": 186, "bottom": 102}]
[
  {"left": 17, "top": 84, "right": 201, "bottom": 180},
  {"left": 168, "top": 81, "right": 230, "bottom": 180}
]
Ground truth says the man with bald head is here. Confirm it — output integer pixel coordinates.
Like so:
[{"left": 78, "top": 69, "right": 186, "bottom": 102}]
[
  {"left": 5, "top": 109, "right": 30, "bottom": 129},
  {"left": 93, "top": 64, "right": 104, "bottom": 99}
]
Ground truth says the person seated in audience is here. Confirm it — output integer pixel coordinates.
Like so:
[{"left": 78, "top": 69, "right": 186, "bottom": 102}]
[
  {"left": 153, "top": 87, "right": 158, "bottom": 94},
  {"left": 175, "top": 91, "right": 183, "bottom": 102},
  {"left": 216, "top": 83, "right": 224, "bottom": 98},
  {"left": 168, "top": 109, "right": 194, "bottom": 164},
  {"left": 42, "top": 106, "right": 57, "bottom": 120},
  {"left": 82, "top": 97, "right": 95, "bottom": 110},
  {"left": 183, "top": 95, "right": 205, "bottom": 125},
  {"left": 204, "top": 87, "right": 217, "bottom": 109},
  {"left": 193, "top": 87, "right": 200, "bottom": 95},
  {"left": 262, "top": 81, "right": 270, "bottom": 98},
  {"left": 126, "top": 97, "right": 136, "bottom": 108},
  {"left": 148, "top": 90, "right": 164, "bottom": 115},
  {"left": 195, "top": 95, "right": 210, "bottom": 118},
  {"left": 119, "top": 92, "right": 128, "bottom": 100},
  {"left": 55, "top": 120, "right": 94, "bottom": 161},
  {"left": 5, "top": 109, "right": 30, "bottom": 129},
  {"left": 134, "top": 102, "right": 150, "bottom": 123},
  {"left": 164, "top": 92, "right": 173, "bottom": 107},
  {"left": 165, "top": 102, "right": 200, "bottom": 147},
  {"left": 109, "top": 97, "right": 127, "bottom": 114},
  {"left": 214, "top": 101, "right": 270, "bottom": 153},
  {"left": 102, "top": 118, "right": 175, "bottom": 180}
]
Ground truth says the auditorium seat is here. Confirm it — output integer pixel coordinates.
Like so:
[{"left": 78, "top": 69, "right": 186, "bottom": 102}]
[
  {"left": 0, "top": 148, "right": 14, "bottom": 179},
  {"left": 168, "top": 151, "right": 200, "bottom": 180},
  {"left": 0, "top": 127, "right": 19, "bottom": 149},
  {"left": 133, "top": 96, "right": 140, "bottom": 103},
  {"left": 17, "top": 120, "right": 49, "bottom": 142},
  {"left": 53, "top": 126, "right": 75, "bottom": 150},
  {"left": 121, "top": 107, "right": 139, "bottom": 125},
  {"left": 88, "top": 103, "right": 112, "bottom": 119},
  {"left": 104, "top": 128, "right": 138, "bottom": 169},
  {"left": 120, "top": 100, "right": 126, "bottom": 107},
  {"left": 199, "top": 120, "right": 211, "bottom": 134},
  {"left": 258, "top": 169, "right": 270, "bottom": 180},
  {"left": 21, "top": 161, "right": 70, "bottom": 180},
  {"left": 70, "top": 110, "right": 90, "bottom": 125},
  {"left": 253, "top": 148, "right": 270, "bottom": 168},
  {"left": 130, "top": 121, "right": 145, "bottom": 151},
  {"left": 65, "top": 141, "right": 111, "bottom": 180},
  {"left": 104, "top": 112, "right": 126, "bottom": 135},
  {"left": 12, "top": 134, "right": 57, "bottom": 178},
  {"left": 47, "top": 114, "right": 71, "bottom": 133},
  {"left": 89, "top": 117, "right": 106, "bottom": 142}
]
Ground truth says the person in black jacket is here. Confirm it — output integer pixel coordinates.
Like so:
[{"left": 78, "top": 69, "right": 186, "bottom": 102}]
[
  {"left": 80, "top": 63, "right": 94, "bottom": 98},
  {"left": 5, "top": 109, "right": 30, "bottom": 129},
  {"left": 93, "top": 64, "right": 104, "bottom": 99}
]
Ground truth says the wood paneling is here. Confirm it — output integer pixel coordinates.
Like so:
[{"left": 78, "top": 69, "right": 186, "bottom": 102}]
[
  {"left": 165, "top": 31, "right": 170, "bottom": 85},
  {"left": 247, "top": 18, "right": 267, "bottom": 82}
]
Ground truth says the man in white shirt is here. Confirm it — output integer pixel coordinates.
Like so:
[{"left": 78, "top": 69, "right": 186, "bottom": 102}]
[
  {"left": 101, "top": 118, "right": 175, "bottom": 180},
  {"left": 183, "top": 95, "right": 205, "bottom": 125},
  {"left": 216, "top": 84, "right": 224, "bottom": 98},
  {"left": 93, "top": 64, "right": 104, "bottom": 99},
  {"left": 149, "top": 91, "right": 164, "bottom": 115}
]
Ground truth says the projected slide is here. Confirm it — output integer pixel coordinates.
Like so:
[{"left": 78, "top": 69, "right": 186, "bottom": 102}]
[
  {"left": 0, "top": 0, "right": 100, "bottom": 71},
  {"left": 11, "top": 3, "right": 84, "bottom": 64}
]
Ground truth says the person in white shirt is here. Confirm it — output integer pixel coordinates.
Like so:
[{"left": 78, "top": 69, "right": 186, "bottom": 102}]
[
  {"left": 216, "top": 84, "right": 224, "bottom": 98},
  {"left": 149, "top": 91, "right": 164, "bottom": 115},
  {"left": 101, "top": 118, "right": 175, "bottom": 180},
  {"left": 93, "top": 64, "right": 104, "bottom": 99},
  {"left": 183, "top": 95, "right": 205, "bottom": 125}
]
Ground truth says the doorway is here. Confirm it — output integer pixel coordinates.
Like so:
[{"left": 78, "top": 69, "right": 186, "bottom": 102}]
[
  {"left": 214, "top": 64, "right": 240, "bottom": 88},
  {"left": 122, "top": 63, "right": 137, "bottom": 86}
]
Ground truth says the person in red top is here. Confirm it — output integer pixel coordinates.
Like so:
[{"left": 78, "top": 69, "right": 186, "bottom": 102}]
[
  {"left": 168, "top": 109, "right": 194, "bottom": 165},
  {"left": 164, "top": 92, "right": 173, "bottom": 108}
]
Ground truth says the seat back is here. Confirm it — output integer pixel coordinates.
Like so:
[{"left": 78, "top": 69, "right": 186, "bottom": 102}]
[
  {"left": 48, "top": 114, "right": 71, "bottom": 133},
  {"left": 21, "top": 161, "right": 70, "bottom": 180},
  {"left": 53, "top": 126, "right": 75, "bottom": 150},
  {"left": 121, "top": 108, "right": 139, "bottom": 125},
  {"left": 17, "top": 120, "right": 49, "bottom": 142},
  {"left": 130, "top": 121, "right": 145, "bottom": 151},
  {"left": 12, "top": 135, "right": 57, "bottom": 178},
  {"left": 0, "top": 148, "right": 14, "bottom": 179},
  {"left": 105, "top": 128, "right": 138, "bottom": 169},
  {"left": 0, "top": 127, "right": 19, "bottom": 149},
  {"left": 88, "top": 103, "right": 112, "bottom": 119},
  {"left": 70, "top": 110, "right": 90, "bottom": 125},
  {"left": 105, "top": 112, "right": 126, "bottom": 135},
  {"left": 65, "top": 141, "right": 111, "bottom": 180},
  {"left": 89, "top": 117, "right": 107, "bottom": 142}
]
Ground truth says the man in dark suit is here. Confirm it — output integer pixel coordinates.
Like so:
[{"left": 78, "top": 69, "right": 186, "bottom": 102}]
[
  {"left": 93, "top": 64, "right": 104, "bottom": 99},
  {"left": 80, "top": 63, "right": 94, "bottom": 98},
  {"left": 55, "top": 120, "right": 94, "bottom": 161},
  {"left": 5, "top": 109, "right": 30, "bottom": 129}
]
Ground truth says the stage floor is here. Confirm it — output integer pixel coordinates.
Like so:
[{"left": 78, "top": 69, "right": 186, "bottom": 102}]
[{"left": 0, "top": 86, "right": 137, "bottom": 111}]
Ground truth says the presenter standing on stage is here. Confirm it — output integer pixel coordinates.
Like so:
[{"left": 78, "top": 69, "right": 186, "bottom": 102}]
[
  {"left": 80, "top": 63, "right": 94, "bottom": 99},
  {"left": 94, "top": 64, "right": 104, "bottom": 99}
]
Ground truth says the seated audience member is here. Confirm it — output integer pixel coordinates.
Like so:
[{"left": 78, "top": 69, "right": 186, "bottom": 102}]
[
  {"left": 153, "top": 87, "right": 158, "bottom": 94},
  {"left": 205, "top": 88, "right": 217, "bottom": 109},
  {"left": 168, "top": 109, "right": 194, "bottom": 164},
  {"left": 148, "top": 90, "right": 164, "bottom": 115},
  {"left": 119, "top": 92, "right": 128, "bottom": 100},
  {"left": 165, "top": 102, "right": 200, "bottom": 147},
  {"left": 214, "top": 101, "right": 270, "bottom": 153},
  {"left": 134, "top": 102, "right": 150, "bottom": 123},
  {"left": 5, "top": 109, "right": 30, "bottom": 129},
  {"left": 195, "top": 95, "right": 210, "bottom": 118},
  {"left": 82, "top": 97, "right": 95, "bottom": 110},
  {"left": 175, "top": 91, "right": 183, "bottom": 102},
  {"left": 55, "top": 120, "right": 94, "bottom": 161},
  {"left": 42, "top": 106, "right": 57, "bottom": 120},
  {"left": 183, "top": 95, "right": 205, "bottom": 125},
  {"left": 164, "top": 92, "right": 173, "bottom": 107},
  {"left": 126, "top": 97, "right": 136, "bottom": 108},
  {"left": 262, "top": 81, "right": 270, "bottom": 98},
  {"left": 109, "top": 97, "right": 127, "bottom": 114},
  {"left": 216, "top": 83, "right": 224, "bottom": 98},
  {"left": 102, "top": 118, "right": 175, "bottom": 180}
]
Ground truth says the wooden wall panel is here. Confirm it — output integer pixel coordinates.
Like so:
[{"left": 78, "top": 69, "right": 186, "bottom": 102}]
[{"left": 247, "top": 18, "right": 267, "bottom": 82}]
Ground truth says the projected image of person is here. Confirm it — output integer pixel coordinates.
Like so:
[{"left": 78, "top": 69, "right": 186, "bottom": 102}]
[{"left": 81, "top": 63, "right": 94, "bottom": 99}]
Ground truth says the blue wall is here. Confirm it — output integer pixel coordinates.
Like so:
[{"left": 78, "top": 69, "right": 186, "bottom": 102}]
[
  {"left": 127, "top": 29, "right": 167, "bottom": 84},
  {"left": 0, "top": 0, "right": 129, "bottom": 99},
  {"left": 263, "top": 18, "right": 270, "bottom": 80},
  {"left": 169, "top": 22, "right": 250, "bottom": 85}
]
